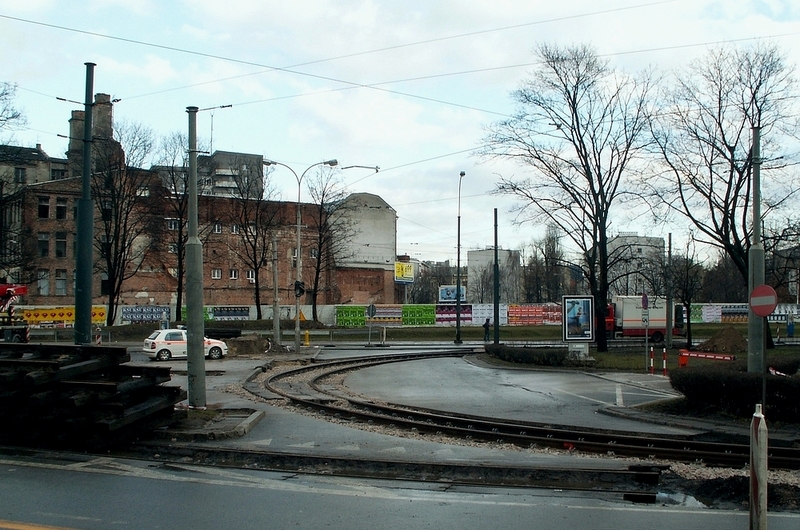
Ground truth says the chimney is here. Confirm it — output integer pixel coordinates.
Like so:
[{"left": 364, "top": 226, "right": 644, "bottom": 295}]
[
  {"left": 93, "top": 93, "right": 113, "bottom": 140},
  {"left": 68, "top": 110, "right": 85, "bottom": 177}
]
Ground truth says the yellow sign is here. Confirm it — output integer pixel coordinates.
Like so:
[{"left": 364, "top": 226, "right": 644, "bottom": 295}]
[
  {"left": 394, "top": 262, "right": 414, "bottom": 283},
  {"left": 23, "top": 306, "right": 107, "bottom": 324}
]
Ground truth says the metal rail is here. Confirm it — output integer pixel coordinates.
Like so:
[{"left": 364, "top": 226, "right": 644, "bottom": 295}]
[{"left": 263, "top": 352, "right": 800, "bottom": 470}]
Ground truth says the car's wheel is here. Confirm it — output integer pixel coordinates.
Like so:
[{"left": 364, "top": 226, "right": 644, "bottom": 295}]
[
  {"left": 208, "top": 346, "right": 223, "bottom": 360},
  {"left": 651, "top": 331, "right": 664, "bottom": 343},
  {"left": 156, "top": 349, "right": 172, "bottom": 361}
]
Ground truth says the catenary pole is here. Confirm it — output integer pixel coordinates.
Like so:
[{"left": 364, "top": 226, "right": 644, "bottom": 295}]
[
  {"left": 74, "top": 62, "right": 95, "bottom": 345},
  {"left": 493, "top": 208, "right": 500, "bottom": 344},
  {"left": 185, "top": 106, "right": 206, "bottom": 408}
]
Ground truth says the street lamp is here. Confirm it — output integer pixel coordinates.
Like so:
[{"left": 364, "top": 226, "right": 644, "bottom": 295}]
[
  {"left": 455, "top": 171, "right": 465, "bottom": 344},
  {"left": 264, "top": 159, "right": 338, "bottom": 353}
]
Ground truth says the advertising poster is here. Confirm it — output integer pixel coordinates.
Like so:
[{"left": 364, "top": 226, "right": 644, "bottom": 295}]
[{"left": 562, "top": 296, "right": 594, "bottom": 342}]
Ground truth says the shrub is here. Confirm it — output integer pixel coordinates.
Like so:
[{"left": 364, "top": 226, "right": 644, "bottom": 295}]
[
  {"left": 486, "top": 344, "right": 569, "bottom": 367},
  {"left": 669, "top": 365, "right": 800, "bottom": 422}
]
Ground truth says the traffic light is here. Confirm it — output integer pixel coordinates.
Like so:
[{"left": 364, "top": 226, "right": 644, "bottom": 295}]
[{"left": 294, "top": 280, "right": 305, "bottom": 297}]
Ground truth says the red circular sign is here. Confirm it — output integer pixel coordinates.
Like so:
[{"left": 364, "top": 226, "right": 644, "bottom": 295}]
[{"left": 750, "top": 284, "right": 778, "bottom": 317}]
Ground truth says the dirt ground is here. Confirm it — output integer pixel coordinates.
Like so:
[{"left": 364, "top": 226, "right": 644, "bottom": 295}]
[{"left": 695, "top": 326, "right": 748, "bottom": 353}]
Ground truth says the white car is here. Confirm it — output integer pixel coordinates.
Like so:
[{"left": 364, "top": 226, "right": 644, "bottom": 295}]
[{"left": 143, "top": 328, "right": 227, "bottom": 361}]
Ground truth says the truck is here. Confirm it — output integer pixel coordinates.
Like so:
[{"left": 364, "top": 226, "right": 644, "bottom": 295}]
[
  {"left": 605, "top": 295, "right": 683, "bottom": 343},
  {"left": 0, "top": 283, "right": 30, "bottom": 343}
]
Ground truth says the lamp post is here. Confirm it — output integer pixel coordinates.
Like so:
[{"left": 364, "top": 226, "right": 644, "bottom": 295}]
[
  {"left": 455, "top": 171, "right": 465, "bottom": 344},
  {"left": 264, "top": 159, "right": 338, "bottom": 353}
]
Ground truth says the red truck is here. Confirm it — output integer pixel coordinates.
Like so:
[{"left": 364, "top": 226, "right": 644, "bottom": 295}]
[
  {"left": 0, "top": 283, "right": 30, "bottom": 342},
  {"left": 605, "top": 295, "right": 683, "bottom": 343}
]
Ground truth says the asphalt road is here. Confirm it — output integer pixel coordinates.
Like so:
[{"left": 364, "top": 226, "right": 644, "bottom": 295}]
[{"left": 2, "top": 452, "right": 799, "bottom": 530}]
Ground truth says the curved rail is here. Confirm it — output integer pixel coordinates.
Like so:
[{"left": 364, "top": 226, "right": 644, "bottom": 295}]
[{"left": 262, "top": 352, "right": 800, "bottom": 470}]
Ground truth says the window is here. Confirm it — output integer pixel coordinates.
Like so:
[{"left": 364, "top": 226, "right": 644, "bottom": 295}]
[
  {"left": 38, "top": 233, "right": 49, "bottom": 257},
  {"left": 167, "top": 219, "right": 180, "bottom": 231},
  {"left": 55, "top": 269, "right": 67, "bottom": 296},
  {"left": 101, "top": 201, "right": 112, "bottom": 222},
  {"left": 168, "top": 243, "right": 177, "bottom": 254},
  {"left": 51, "top": 168, "right": 67, "bottom": 180},
  {"left": 37, "top": 269, "right": 49, "bottom": 296},
  {"left": 211, "top": 268, "right": 222, "bottom": 280},
  {"left": 310, "top": 248, "right": 319, "bottom": 259},
  {"left": 231, "top": 224, "right": 239, "bottom": 234},
  {"left": 229, "top": 269, "right": 239, "bottom": 280},
  {"left": 38, "top": 197, "right": 50, "bottom": 218},
  {"left": 55, "top": 232, "right": 67, "bottom": 258},
  {"left": 100, "top": 272, "right": 109, "bottom": 296},
  {"left": 137, "top": 185, "right": 149, "bottom": 197},
  {"left": 246, "top": 270, "right": 256, "bottom": 283},
  {"left": 213, "top": 222, "right": 222, "bottom": 233},
  {"left": 56, "top": 198, "right": 68, "bottom": 220},
  {"left": 14, "top": 167, "right": 26, "bottom": 184}
]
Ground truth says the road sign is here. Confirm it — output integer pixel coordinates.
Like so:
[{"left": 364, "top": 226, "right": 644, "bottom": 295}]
[
  {"left": 641, "top": 293, "right": 648, "bottom": 310},
  {"left": 642, "top": 309, "right": 649, "bottom": 324},
  {"left": 749, "top": 284, "right": 778, "bottom": 317},
  {"left": 366, "top": 304, "right": 377, "bottom": 318}
]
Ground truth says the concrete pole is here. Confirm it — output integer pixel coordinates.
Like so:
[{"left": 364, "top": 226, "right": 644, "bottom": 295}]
[
  {"left": 185, "top": 106, "right": 206, "bottom": 408},
  {"left": 272, "top": 233, "right": 281, "bottom": 348},
  {"left": 748, "top": 126, "right": 765, "bottom": 374},
  {"left": 74, "top": 63, "right": 95, "bottom": 344},
  {"left": 750, "top": 404, "right": 768, "bottom": 530}
]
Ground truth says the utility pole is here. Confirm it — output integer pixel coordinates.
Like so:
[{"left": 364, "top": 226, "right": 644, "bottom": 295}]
[
  {"left": 493, "top": 209, "right": 501, "bottom": 343},
  {"left": 185, "top": 106, "right": 206, "bottom": 408},
  {"left": 666, "top": 233, "right": 673, "bottom": 349},
  {"left": 74, "top": 63, "right": 95, "bottom": 345},
  {"left": 748, "top": 126, "right": 765, "bottom": 375}
]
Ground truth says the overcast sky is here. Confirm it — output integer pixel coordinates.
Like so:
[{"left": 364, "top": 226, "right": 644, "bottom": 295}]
[{"left": 1, "top": 0, "right": 798, "bottom": 263}]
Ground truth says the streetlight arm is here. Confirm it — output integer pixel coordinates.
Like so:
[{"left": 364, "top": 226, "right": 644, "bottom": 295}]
[{"left": 341, "top": 165, "right": 380, "bottom": 173}]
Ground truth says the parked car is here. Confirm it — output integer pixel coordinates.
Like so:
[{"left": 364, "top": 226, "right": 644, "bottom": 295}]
[{"left": 143, "top": 328, "right": 228, "bottom": 361}]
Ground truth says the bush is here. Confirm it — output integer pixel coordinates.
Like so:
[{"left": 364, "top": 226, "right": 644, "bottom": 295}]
[
  {"left": 486, "top": 344, "right": 569, "bottom": 367},
  {"left": 669, "top": 364, "right": 800, "bottom": 422}
]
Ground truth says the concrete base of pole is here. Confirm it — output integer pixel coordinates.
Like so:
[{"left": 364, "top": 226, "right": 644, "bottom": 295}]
[{"left": 750, "top": 404, "right": 768, "bottom": 530}]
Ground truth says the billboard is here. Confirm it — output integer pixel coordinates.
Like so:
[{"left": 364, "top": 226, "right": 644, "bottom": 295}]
[
  {"left": 438, "top": 285, "right": 466, "bottom": 303},
  {"left": 395, "top": 262, "right": 414, "bottom": 283},
  {"left": 562, "top": 296, "right": 594, "bottom": 342}
]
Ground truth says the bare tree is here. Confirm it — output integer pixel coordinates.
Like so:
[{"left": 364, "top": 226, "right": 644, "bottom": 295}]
[
  {"left": 0, "top": 83, "right": 24, "bottom": 138},
  {"left": 306, "top": 168, "right": 359, "bottom": 321},
  {"left": 0, "top": 83, "right": 30, "bottom": 278},
  {"left": 93, "top": 121, "right": 165, "bottom": 325},
  {"left": 153, "top": 132, "right": 215, "bottom": 317},
  {"left": 524, "top": 224, "right": 566, "bottom": 303},
  {"left": 648, "top": 43, "right": 799, "bottom": 290},
  {"left": 668, "top": 237, "right": 705, "bottom": 347},
  {"left": 482, "top": 43, "right": 655, "bottom": 351},
  {"left": 468, "top": 264, "right": 493, "bottom": 303},
  {"left": 222, "top": 159, "right": 281, "bottom": 319},
  {"left": 408, "top": 262, "right": 452, "bottom": 304}
]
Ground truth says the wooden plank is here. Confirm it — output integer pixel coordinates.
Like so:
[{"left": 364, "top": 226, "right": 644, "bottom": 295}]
[
  {"left": 25, "top": 356, "right": 120, "bottom": 386},
  {"left": 97, "top": 387, "right": 186, "bottom": 431}
]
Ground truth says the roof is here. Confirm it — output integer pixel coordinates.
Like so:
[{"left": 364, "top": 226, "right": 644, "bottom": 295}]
[{"left": 0, "top": 144, "right": 51, "bottom": 164}]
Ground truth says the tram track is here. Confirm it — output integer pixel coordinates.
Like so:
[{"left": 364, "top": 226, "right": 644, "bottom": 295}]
[{"left": 261, "top": 351, "right": 800, "bottom": 470}]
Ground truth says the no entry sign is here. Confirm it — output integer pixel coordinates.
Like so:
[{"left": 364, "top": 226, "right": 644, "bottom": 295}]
[{"left": 749, "top": 284, "right": 778, "bottom": 317}]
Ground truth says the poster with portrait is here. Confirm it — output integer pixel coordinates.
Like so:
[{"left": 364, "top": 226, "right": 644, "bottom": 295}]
[{"left": 562, "top": 296, "right": 594, "bottom": 342}]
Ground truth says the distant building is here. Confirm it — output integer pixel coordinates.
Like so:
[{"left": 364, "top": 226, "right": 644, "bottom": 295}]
[
  {"left": 607, "top": 232, "right": 665, "bottom": 296},
  {"left": 466, "top": 248, "right": 522, "bottom": 304},
  {"left": 0, "top": 95, "right": 403, "bottom": 317}
]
